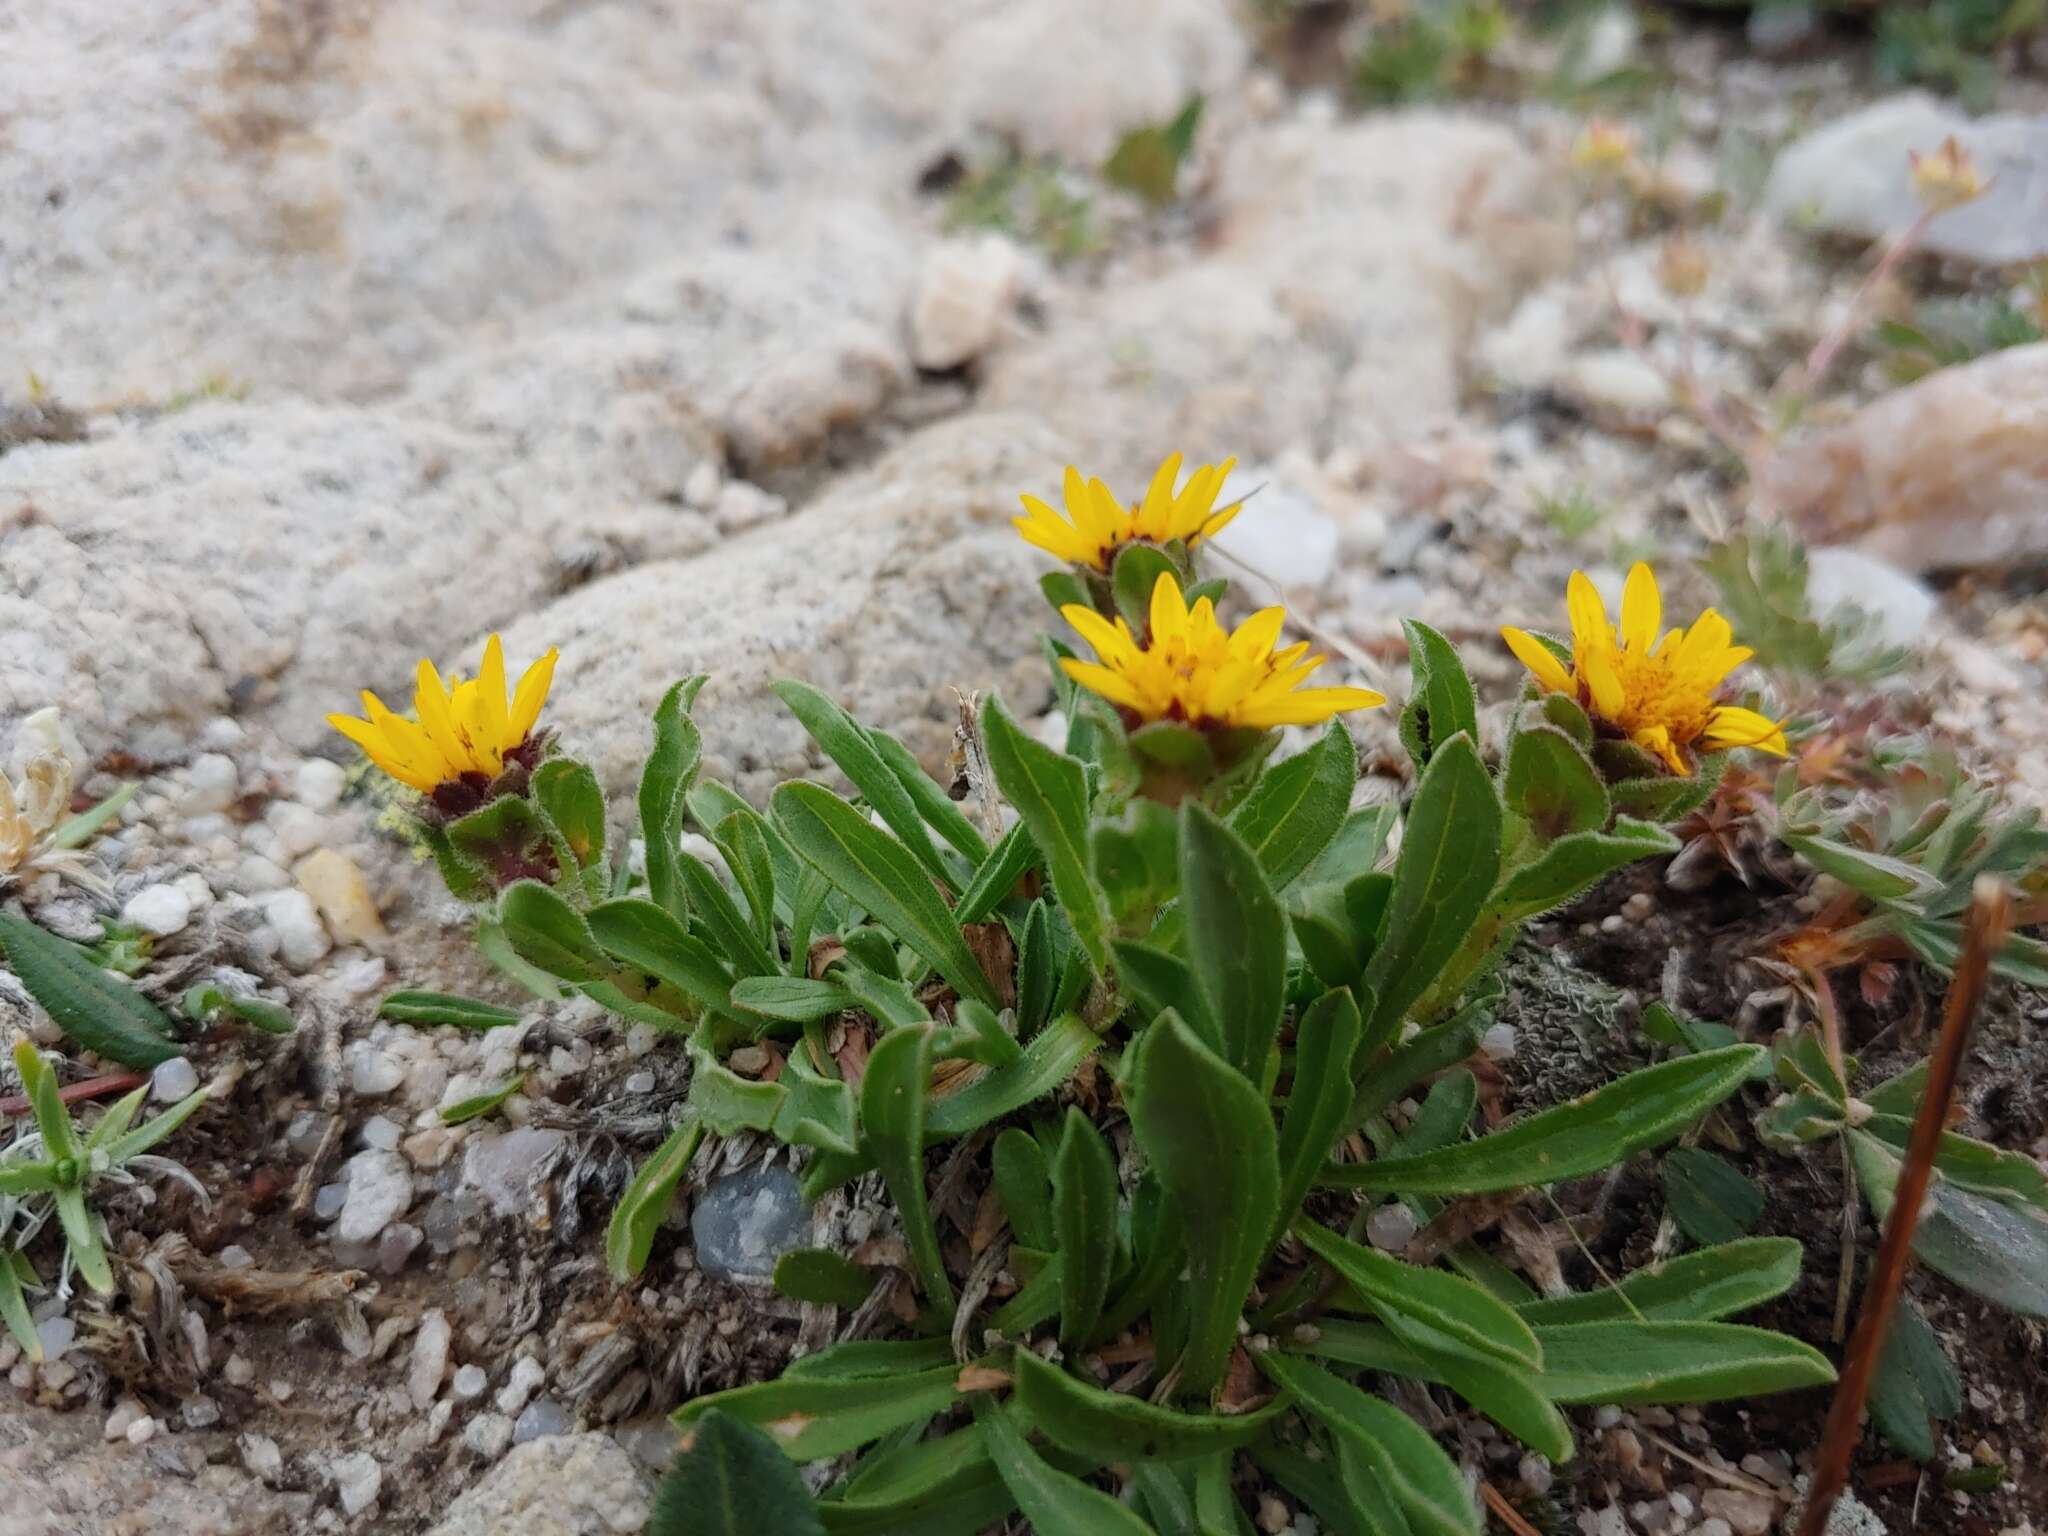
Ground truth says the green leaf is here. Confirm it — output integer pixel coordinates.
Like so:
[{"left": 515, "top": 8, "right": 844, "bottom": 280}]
[
  {"left": 1295, "top": 1222, "right": 1541, "bottom": 1369},
  {"left": 731, "top": 976, "right": 856, "bottom": 1023},
  {"left": 499, "top": 879, "right": 609, "bottom": 981},
  {"left": 1354, "top": 1312, "right": 1573, "bottom": 1463},
  {"left": 1256, "top": 1354, "right": 1479, "bottom": 1536},
  {"left": 439, "top": 1073, "right": 526, "bottom": 1126},
  {"left": 1298, "top": 803, "right": 1396, "bottom": 890},
  {"left": 1091, "top": 798, "right": 1180, "bottom": 928},
  {"left": 1325, "top": 1046, "right": 1764, "bottom": 1195},
  {"left": 446, "top": 795, "right": 552, "bottom": 884},
  {"left": 712, "top": 808, "right": 780, "bottom": 947},
  {"left": 673, "top": 1363, "right": 963, "bottom": 1461},
  {"left": 1347, "top": 1002, "right": 1487, "bottom": 1133},
  {"left": 1850, "top": 1130, "right": 2048, "bottom": 1317},
  {"left": 862, "top": 1027, "right": 953, "bottom": 1315},
  {"left": 0, "top": 913, "right": 180, "bottom": 1068},
  {"left": 1399, "top": 621, "right": 1480, "bottom": 774},
  {"left": 51, "top": 782, "right": 137, "bottom": 850},
  {"left": 993, "top": 1127, "right": 1056, "bottom": 1251},
  {"left": 1781, "top": 830, "right": 1944, "bottom": 904},
  {"left": 1662, "top": 1147, "right": 1765, "bottom": 1246},
  {"left": 1863, "top": 1115, "right": 2048, "bottom": 1209},
  {"left": 1012, "top": 1348, "right": 1289, "bottom": 1463},
  {"left": 865, "top": 724, "right": 990, "bottom": 867},
  {"left": 1869, "top": 1297, "right": 1960, "bottom": 1462},
  {"left": 981, "top": 1401, "right": 1152, "bottom": 1535},
  {"left": 1495, "top": 818, "right": 1680, "bottom": 918},
  {"left": 14, "top": 1040, "right": 79, "bottom": 1163},
  {"left": 787, "top": 1338, "right": 958, "bottom": 1382},
  {"left": 649, "top": 1409, "right": 826, "bottom": 1536},
  {"left": 955, "top": 820, "right": 1036, "bottom": 927},
  {"left": 1360, "top": 735, "right": 1500, "bottom": 1052},
  {"left": 1015, "top": 901, "right": 1056, "bottom": 1038},
  {"left": 183, "top": 985, "right": 295, "bottom": 1035},
  {"left": 376, "top": 989, "right": 521, "bottom": 1030},
  {"left": 1110, "top": 542, "right": 1183, "bottom": 630},
  {"left": 1111, "top": 939, "right": 1218, "bottom": 1045},
  {"left": 532, "top": 758, "right": 606, "bottom": 873},
  {"left": 1123, "top": 1012, "right": 1280, "bottom": 1399},
  {"left": 773, "top": 782, "right": 998, "bottom": 1011},
  {"left": 1230, "top": 721, "right": 1356, "bottom": 894},
  {"left": 1274, "top": 989, "right": 1362, "bottom": 1246},
  {"left": 1180, "top": 802, "right": 1286, "bottom": 1080},
  {"left": 980, "top": 695, "right": 1110, "bottom": 976},
  {"left": 55, "top": 1187, "right": 113, "bottom": 1293},
  {"left": 1531, "top": 1320, "right": 1836, "bottom": 1403},
  {"left": 773, "top": 1249, "right": 876, "bottom": 1310},
  {"left": 1052, "top": 1108, "right": 1120, "bottom": 1351},
  {"left": 0, "top": 1251, "right": 39, "bottom": 1363},
  {"left": 927, "top": 1014, "right": 1100, "bottom": 1139},
  {"left": 1504, "top": 723, "right": 1608, "bottom": 843},
  {"left": 677, "top": 849, "right": 781, "bottom": 977},
  {"left": 640, "top": 676, "right": 709, "bottom": 918},
  {"left": 585, "top": 896, "right": 741, "bottom": 1021},
  {"left": 775, "top": 681, "right": 954, "bottom": 889},
  {"left": 604, "top": 1113, "right": 704, "bottom": 1282},
  {"left": 1516, "top": 1237, "right": 1803, "bottom": 1324},
  {"left": 1102, "top": 96, "right": 1203, "bottom": 206}
]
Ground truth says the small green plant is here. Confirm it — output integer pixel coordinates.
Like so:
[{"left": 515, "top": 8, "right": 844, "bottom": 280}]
[
  {"left": 945, "top": 151, "right": 1101, "bottom": 262},
  {"left": 0, "top": 1040, "right": 208, "bottom": 1359},
  {"left": 1354, "top": 0, "right": 1511, "bottom": 104},
  {"left": 1102, "top": 96, "right": 1204, "bottom": 207},
  {"left": 1875, "top": 0, "right": 2043, "bottom": 110},
  {"left": 1536, "top": 485, "right": 1607, "bottom": 543},
  {"left": 1700, "top": 528, "right": 1909, "bottom": 685},
  {"left": 1872, "top": 295, "right": 2045, "bottom": 384}
]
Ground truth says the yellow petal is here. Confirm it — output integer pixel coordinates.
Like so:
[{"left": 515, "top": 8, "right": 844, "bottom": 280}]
[
  {"left": 1583, "top": 648, "right": 1626, "bottom": 719},
  {"left": 1059, "top": 658, "right": 1144, "bottom": 711},
  {"left": 1136, "top": 453, "right": 1183, "bottom": 539},
  {"left": 413, "top": 659, "right": 469, "bottom": 770},
  {"left": 510, "top": 648, "right": 558, "bottom": 739},
  {"left": 1149, "top": 572, "right": 1190, "bottom": 645},
  {"left": 1702, "top": 706, "right": 1788, "bottom": 756},
  {"left": 1633, "top": 724, "right": 1686, "bottom": 775},
  {"left": 1501, "top": 627, "right": 1574, "bottom": 695},
  {"left": 476, "top": 635, "right": 511, "bottom": 745},
  {"left": 1566, "top": 571, "right": 1611, "bottom": 652},
  {"left": 1230, "top": 607, "right": 1287, "bottom": 659},
  {"left": 1061, "top": 604, "right": 1135, "bottom": 667},
  {"left": 1014, "top": 515, "right": 1092, "bottom": 565},
  {"left": 1620, "top": 563, "right": 1661, "bottom": 654}
]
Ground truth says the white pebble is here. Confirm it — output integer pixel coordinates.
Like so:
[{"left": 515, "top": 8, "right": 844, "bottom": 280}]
[
  {"left": 181, "top": 754, "right": 240, "bottom": 815},
  {"left": 624, "top": 1024, "right": 657, "bottom": 1059},
  {"left": 1480, "top": 1023, "right": 1517, "bottom": 1062},
  {"left": 240, "top": 1432, "right": 283, "bottom": 1482},
  {"left": 122, "top": 883, "right": 192, "bottom": 938},
  {"left": 235, "top": 854, "right": 290, "bottom": 892},
  {"left": 223, "top": 1353, "right": 255, "bottom": 1386},
  {"left": 294, "top": 759, "right": 346, "bottom": 812},
  {"left": 451, "top": 1364, "right": 489, "bottom": 1401},
  {"left": 1366, "top": 1203, "right": 1418, "bottom": 1253},
  {"left": 104, "top": 1396, "right": 148, "bottom": 1441},
  {"left": 463, "top": 1411, "right": 514, "bottom": 1460},
  {"left": 150, "top": 1056, "right": 200, "bottom": 1102},
  {"left": 495, "top": 1356, "right": 545, "bottom": 1416},
  {"left": 257, "top": 888, "right": 330, "bottom": 969},
  {"left": 330, "top": 1451, "right": 382, "bottom": 1516},
  {"left": 361, "top": 1116, "right": 403, "bottom": 1151},
  {"left": 622, "top": 1071, "right": 656, "bottom": 1096},
  {"left": 409, "top": 1309, "right": 451, "bottom": 1409},
  {"left": 35, "top": 1315, "right": 75, "bottom": 1359},
  {"left": 125, "top": 1415, "right": 159, "bottom": 1446},
  {"left": 267, "top": 803, "right": 327, "bottom": 859},
  {"left": 350, "top": 1047, "right": 405, "bottom": 1098}
]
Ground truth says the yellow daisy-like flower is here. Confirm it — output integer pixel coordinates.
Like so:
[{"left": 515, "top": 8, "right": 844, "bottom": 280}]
[
  {"left": 328, "top": 635, "right": 559, "bottom": 796},
  {"left": 1061, "top": 573, "right": 1385, "bottom": 732},
  {"left": 1014, "top": 453, "right": 1244, "bottom": 572},
  {"left": 1501, "top": 563, "right": 1787, "bottom": 776}
]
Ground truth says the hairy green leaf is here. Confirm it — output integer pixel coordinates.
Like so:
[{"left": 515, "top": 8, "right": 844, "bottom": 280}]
[
  {"left": 981, "top": 695, "right": 1110, "bottom": 975},
  {"left": 1053, "top": 1107, "right": 1120, "bottom": 1350},
  {"left": 0, "top": 913, "right": 180, "bottom": 1068},
  {"left": 1180, "top": 801, "right": 1286, "bottom": 1079},
  {"left": 604, "top": 1113, "right": 703, "bottom": 1282}
]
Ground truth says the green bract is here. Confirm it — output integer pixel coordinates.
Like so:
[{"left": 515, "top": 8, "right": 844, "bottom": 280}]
[{"left": 385, "top": 587, "right": 1839, "bottom": 1531}]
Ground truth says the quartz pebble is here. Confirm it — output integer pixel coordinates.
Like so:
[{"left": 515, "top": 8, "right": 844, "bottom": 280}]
[
  {"left": 361, "top": 1115, "right": 403, "bottom": 1151},
  {"left": 36, "top": 1315, "right": 75, "bottom": 1360},
  {"left": 125, "top": 1415, "right": 160, "bottom": 1446},
  {"left": 496, "top": 1356, "right": 547, "bottom": 1416},
  {"left": 1700, "top": 1489, "right": 1776, "bottom": 1536},
  {"left": 181, "top": 754, "right": 239, "bottom": 815},
  {"left": 451, "top": 1364, "right": 489, "bottom": 1401},
  {"left": 691, "top": 1164, "right": 809, "bottom": 1280},
  {"left": 151, "top": 1056, "right": 200, "bottom": 1102},
  {"left": 380, "top": 1222, "right": 424, "bottom": 1274},
  {"left": 464, "top": 1411, "right": 515, "bottom": 1460},
  {"left": 513, "top": 1397, "right": 572, "bottom": 1444},
  {"left": 331, "top": 1451, "right": 383, "bottom": 1516},
  {"left": 410, "top": 1309, "right": 452, "bottom": 1408},
  {"left": 350, "top": 1047, "right": 405, "bottom": 1097},
  {"left": 104, "top": 1396, "right": 148, "bottom": 1442},
  {"left": 296, "top": 847, "right": 386, "bottom": 945},
  {"left": 122, "top": 883, "right": 192, "bottom": 937},
  {"left": 241, "top": 1433, "right": 284, "bottom": 1483},
  {"left": 463, "top": 1127, "right": 567, "bottom": 1218},
  {"left": 295, "top": 758, "right": 346, "bottom": 811},
  {"left": 1366, "top": 1202, "right": 1418, "bottom": 1253},
  {"left": 257, "top": 888, "right": 331, "bottom": 969},
  {"left": 334, "top": 1149, "right": 413, "bottom": 1244}
]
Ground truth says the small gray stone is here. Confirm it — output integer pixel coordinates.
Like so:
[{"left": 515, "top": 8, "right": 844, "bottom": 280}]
[
  {"left": 312, "top": 1180, "right": 350, "bottom": 1223},
  {"left": 150, "top": 1056, "right": 200, "bottom": 1103},
  {"left": 121, "top": 883, "right": 192, "bottom": 938},
  {"left": 462, "top": 1127, "right": 567, "bottom": 1219},
  {"left": 410, "top": 1309, "right": 452, "bottom": 1409},
  {"left": 334, "top": 1149, "right": 413, "bottom": 1244},
  {"left": 1366, "top": 1202, "right": 1417, "bottom": 1254},
  {"left": 463, "top": 1412, "right": 515, "bottom": 1461},
  {"left": 513, "top": 1397, "right": 572, "bottom": 1444},
  {"left": 496, "top": 1356, "right": 547, "bottom": 1417},
  {"left": 451, "top": 1364, "right": 489, "bottom": 1401},
  {"left": 240, "top": 1432, "right": 284, "bottom": 1483},
  {"left": 690, "top": 1164, "right": 809, "bottom": 1281},
  {"left": 331, "top": 1451, "right": 382, "bottom": 1517},
  {"left": 379, "top": 1222, "right": 424, "bottom": 1275},
  {"left": 427, "top": 1433, "right": 652, "bottom": 1536},
  {"left": 349, "top": 1047, "right": 405, "bottom": 1098}
]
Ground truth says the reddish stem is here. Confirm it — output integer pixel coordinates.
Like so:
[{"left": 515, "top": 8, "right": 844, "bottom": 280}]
[{"left": 0, "top": 1069, "right": 147, "bottom": 1118}]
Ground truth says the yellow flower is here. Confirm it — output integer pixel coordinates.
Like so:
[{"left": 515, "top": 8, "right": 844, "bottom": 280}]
[
  {"left": 1060, "top": 573, "right": 1384, "bottom": 732},
  {"left": 328, "top": 635, "right": 559, "bottom": 795},
  {"left": 1908, "top": 135, "right": 1986, "bottom": 214},
  {"left": 1014, "top": 453, "right": 1244, "bottom": 572},
  {"left": 1569, "top": 118, "right": 1636, "bottom": 176},
  {"left": 1501, "top": 564, "right": 1786, "bottom": 775}
]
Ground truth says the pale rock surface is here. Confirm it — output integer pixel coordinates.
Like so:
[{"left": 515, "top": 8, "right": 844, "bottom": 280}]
[
  {"left": 1764, "top": 92, "right": 2048, "bottom": 266},
  {"left": 1760, "top": 344, "right": 2048, "bottom": 572},
  {"left": 295, "top": 847, "right": 387, "bottom": 946},
  {"left": 425, "top": 1433, "right": 652, "bottom": 1536}
]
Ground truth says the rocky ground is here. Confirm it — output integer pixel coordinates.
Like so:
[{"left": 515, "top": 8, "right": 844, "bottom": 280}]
[{"left": 3, "top": 2, "right": 2047, "bottom": 1533}]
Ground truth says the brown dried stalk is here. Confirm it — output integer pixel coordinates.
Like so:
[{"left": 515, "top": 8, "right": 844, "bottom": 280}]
[{"left": 1796, "top": 876, "right": 2009, "bottom": 1536}]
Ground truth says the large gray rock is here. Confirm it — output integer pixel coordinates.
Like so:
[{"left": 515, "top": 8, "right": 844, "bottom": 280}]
[
  {"left": 981, "top": 113, "right": 1568, "bottom": 482},
  {"left": 497, "top": 412, "right": 1065, "bottom": 805},
  {"left": 1763, "top": 92, "right": 2048, "bottom": 265},
  {"left": 426, "top": 1433, "right": 652, "bottom": 1536}
]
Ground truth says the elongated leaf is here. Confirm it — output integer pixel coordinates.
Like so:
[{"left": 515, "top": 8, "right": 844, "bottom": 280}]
[
  {"left": 1381, "top": 1315, "right": 1574, "bottom": 1463},
  {"left": 0, "top": 913, "right": 179, "bottom": 1067},
  {"left": 500, "top": 879, "right": 608, "bottom": 981},
  {"left": 1516, "top": 1237, "right": 1803, "bottom": 1325},
  {"left": 993, "top": 1127, "right": 1056, "bottom": 1252},
  {"left": 1869, "top": 1296, "right": 1960, "bottom": 1462},
  {"left": 1496, "top": 819, "right": 1680, "bottom": 918},
  {"left": 1012, "top": 1347, "right": 1289, "bottom": 1463},
  {"left": 1347, "top": 1003, "right": 1487, "bottom": 1132},
  {"left": 1015, "top": 901, "right": 1056, "bottom": 1039},
  {"left": 439, "top": 1073, "right": 524, "bottom": 1126},
  {"left": 1532, "top": 1320, "right": 1835, "bottom": 1403},
  {"left": 51, "top": 781, "right": 137, "bottom": 850},
  {"left": 640, "top": 676, "right": 709, "bottom": 917},
  {"left": 775, "top": 681, "right": 953, "bottom": 888},
  {"left": 1053, "top": 1108, "right": 1120, "bottom": 1350},
  {"left": 774, "top": 1250, "right": 876, "bottom": 1310},
  {"left": 955, "top": 820, "right": 1036, "bottom": 927},
  {"left": 1850, "top": 1130, "right": 2048, "bottom": 1317},
  {"left": 711, "top": 807, "right": 779, "bottom": 946},
  {"left": 774, "top": 782, "right": 998, "bottom": 1010},
  {"left": 732, "top": 976, "right": 856, "bottom": 1023},
  {"left": 1275, "top": 990, "right": 1361, "bottom": 1247},
  {"left": 585, "top": 897, "right": 740, "bottom": 1019},
  {"left": 1257, "top": 1354, "right": 1478, "bottom": 1536},
  {"left": 1252, "top": 1442, "right": 1383, "bottom": 1536},
  {"left": 1326, "top": 1046, "right": 1763, "bottom": 1195},
  {"left": 1399, "top": 620, "right": 1479, "bottom": 774},
  {"left": 649, "top": 1410, "right": 824, "bottom": 1536},
  {"left": 532, "top": 757, "right": 606, "bottom": 872},
  {"left": 1230, "top": 720, "right": 1356, "bottom": 889},
  {"left": 1662, "top": 1146, "right": 1764, "bottom": 1245},
  {"left": 672, "top": 1363, "right": 962, "bottom": 1460},
  {"left": 980, "top": 695, "right": 1109, "bottom": 974},
  {"left": 0, "top": 1252, "right": 38, "bottom": 1362},
  {"left": 56, "top": 1188, "right": 113, "bottom": 1293},
  {"left": 786, "top": 1338, "right": 959, "bottom": 1382},
  {"left": 604, "top": 1113, "right": 704, "bottom": 1281},
  {"left": 1111, "top": 939, "right": 1217, "bottom": 1045},
  {"left": 1863, "top": 1115, "right": 2048, "bottom": 1209},
  {"left": 928, "top": 1014, "right": 1099, "bottom": 1139},
  {"left": 981, "top": 1401, "right": 1151, "bottom": 1535},
  {"left": 1781, "top": 831, "right": 1943, "bottom": 903},
  {"left": 1360, "top": 735, "right": 1499, "bottom": 1051},
  {"left": 862, "top": 1027, "right": 953, "bottom": 1314},
  {"left": 1123, "top": 1012, "right": 1280, "bottom": 1399},
  {"left": 677, "top": 850, "right": 780, "bottom": 977},
  {"left": 1297, "top": 1221, "right": 1540, "bottom": 1369},
  {"left": 1181, "top": 802, "right": 1286, "bottom": 1079},
  {"left": 1504, "top": 723, "right": 1608, "bottom": 843},
  {"left": 14, "top": 1039, "right": 79, "bottom": 1162}
]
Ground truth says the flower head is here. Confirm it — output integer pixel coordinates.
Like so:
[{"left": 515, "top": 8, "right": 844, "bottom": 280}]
[
  {"left": 1061, "top": 573, "right": 1384, "bottom": 732},
  {"left": 1015, "top": 454, "right": 1243, "bottom": 573},
  {"left": 0, "top": 709, "right": 100, "bottom": 889},
  {"left": 1502, "top": 564, "right": 1786, "bottom": 775},
  {"left": 1908, "top": 135, "right": 1986, "bottom": 214},
  {"left": 1569, "top": 118, "right": 1636, "bottom": 177},
  {"left": 328, "top": 636, "right": 558, "bottom": 802}
]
